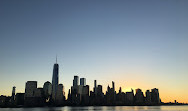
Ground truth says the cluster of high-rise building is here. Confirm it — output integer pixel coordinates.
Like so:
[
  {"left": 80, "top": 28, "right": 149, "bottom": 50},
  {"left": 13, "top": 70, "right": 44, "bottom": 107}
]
[
  {"left": 0, "top": 59, "right": 162, "bottom": 107},
  {"left": 66, "top": 76, "right": 160, "bottom": 106}
]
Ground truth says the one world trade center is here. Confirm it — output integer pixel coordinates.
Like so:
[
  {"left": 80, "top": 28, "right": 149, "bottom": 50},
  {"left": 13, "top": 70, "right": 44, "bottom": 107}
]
[{"left": 52, "top": 57, "right": 59, "bottom": 101}]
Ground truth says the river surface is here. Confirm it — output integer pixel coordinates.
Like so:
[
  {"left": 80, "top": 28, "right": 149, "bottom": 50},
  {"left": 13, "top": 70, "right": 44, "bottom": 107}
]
[{"left": 1, "top": 106, "right": 188, "bottom": 111}]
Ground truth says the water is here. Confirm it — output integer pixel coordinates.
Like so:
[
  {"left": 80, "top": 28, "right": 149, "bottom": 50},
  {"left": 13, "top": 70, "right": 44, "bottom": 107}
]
[{"left": 0, "top": 106, "right": 188, "bottom": 111}]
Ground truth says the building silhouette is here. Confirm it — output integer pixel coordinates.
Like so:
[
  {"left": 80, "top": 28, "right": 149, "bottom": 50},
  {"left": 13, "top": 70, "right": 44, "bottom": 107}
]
[
  {"left": 25, "top": 81, "right": 37, "bottom": 97},
  {"left": 43, "top": 81, "right": 52, "bottom": 102},
  {"left": 24, "top": 81, "right": 37, "bottom": 106},
  {"left": 116, "top": 87, "right": 126, "bottom": 105},
  {"left": 34, "top": 88, "right": 45, "bottom": 106},
  {"left": 80, "top": 78, "right": 86, "bottom": 86},
  {"left": 11, "top": 86, "right": 16, "bottom": 103},
  {"left": 73, "top": 76, "right": 79, "bottom": 87},
  {"left": 105, "top": 81, "right": 116, "bottom": 105},
  {"left": 125, "top": 89, "right": 134, "bottom": 105},
  {"left": 55, "top": 84, "right": 65, "bottom": 105},
  {"left": 94, "top": 80, "right": 97, "bottom": 95},
  {"left": 15, "top": 93, "right": 24, "bottom": 106},
  {"left": 52, "top": 57, "right": 59, "bottom": 101},
  {"left": 135, "top": 88, "right": 144, "bottom": 105},
  {"left": 70, "top": 76, "right": 80, "bottom": 105},
  {"left": 145, "top": 90, "right": 152, "bottom": 105},
  {"left": 151, "top": 88, "right": 160, "bottom": 104}
]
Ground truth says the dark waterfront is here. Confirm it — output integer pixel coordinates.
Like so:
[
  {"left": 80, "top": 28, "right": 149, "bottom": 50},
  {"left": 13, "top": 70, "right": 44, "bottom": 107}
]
[{"left": 1, "top": 106, "right": 188, "bottom": 111}]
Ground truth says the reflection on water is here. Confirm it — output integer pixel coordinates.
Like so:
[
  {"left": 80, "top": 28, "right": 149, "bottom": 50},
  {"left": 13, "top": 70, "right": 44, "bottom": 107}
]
[{"left": 0, "top": 106, "right": 188, "bottom": 111}]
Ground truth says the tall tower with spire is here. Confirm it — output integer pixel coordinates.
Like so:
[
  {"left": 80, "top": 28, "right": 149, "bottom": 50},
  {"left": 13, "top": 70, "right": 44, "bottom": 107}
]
[{"left": 52, "top": 56, "right": 59, "bottom": 101}]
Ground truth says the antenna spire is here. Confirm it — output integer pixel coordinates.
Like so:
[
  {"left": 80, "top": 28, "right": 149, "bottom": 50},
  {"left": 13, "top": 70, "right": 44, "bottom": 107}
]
[{"left": 56, "top": 55, "right": 57, "bottom": 63}]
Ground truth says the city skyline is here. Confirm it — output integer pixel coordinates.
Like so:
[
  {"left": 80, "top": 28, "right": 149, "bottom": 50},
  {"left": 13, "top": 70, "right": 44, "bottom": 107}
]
[
  {"left": 1, "top": 68, "right": 163, "bottom": 107},
  {"left": 1, "top": 0, "right": 188, "bottom": 104},
  {"left": 0, "top": 58, "right": 187, "bottom": 104}
]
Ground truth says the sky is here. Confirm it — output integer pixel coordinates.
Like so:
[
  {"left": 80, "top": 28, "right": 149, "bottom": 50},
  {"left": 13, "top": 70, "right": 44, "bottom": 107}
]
[{"left": 0, "top": 0, "right": 188, "bottom": 103}]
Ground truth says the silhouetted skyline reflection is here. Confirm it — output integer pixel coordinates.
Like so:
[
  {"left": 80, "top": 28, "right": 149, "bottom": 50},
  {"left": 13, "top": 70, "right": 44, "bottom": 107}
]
[{"left": 1, "top": 106, "right": 188, "bottom": 111}]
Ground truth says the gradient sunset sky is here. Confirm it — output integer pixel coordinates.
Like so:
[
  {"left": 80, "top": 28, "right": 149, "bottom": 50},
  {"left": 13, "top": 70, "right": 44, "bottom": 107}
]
[{"left": 0, "top": 0, "right": 188, "bottom": 103}]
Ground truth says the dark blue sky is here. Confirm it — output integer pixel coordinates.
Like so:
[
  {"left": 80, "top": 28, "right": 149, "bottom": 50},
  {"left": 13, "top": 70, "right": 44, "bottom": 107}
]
[{"left": 0, "top": 0, "right": 188, "bottom": 102}]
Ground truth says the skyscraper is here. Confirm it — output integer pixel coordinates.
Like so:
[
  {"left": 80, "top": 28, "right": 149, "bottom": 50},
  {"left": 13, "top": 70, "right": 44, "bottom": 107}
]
[
  {"left": 94, "top": 80, "right": 97, "bottom": 95},
  {"left": 145, "top": 90, "right": 151, "bottom": 104},
  {"left": 11, "top": 86, "right": 16, "bottom": 102},
  {"left": 71, "top": 76, "right": 79, "bottom": 105},
  {"left": 25, "top": 81, "right": 37, "bottom": 97},
  {"left": 151, "top": 88, "right": 160, "bottom": 104},
  {"left": 135, "top": 88, "right": 144, "bottom": 104},
  {"left": 112, "top": 81, "right": 115, "bottom": 92},
  {"left": 80, "top": 78, "right": 86, "bottom": 86},
  {"left": 55, "top": 84, "right": 65, "bottom": 105},
  {"left": 43, "top": 81, "right": 52, "bottom": 100},
  {"left": 73, "top": 76, "right": 79, "bottom": 87},
  {"left": 24, "top": 81, "right": 37, "bottom": 106},
  {"left": 97, "top": 85, "right": 103, "bottom": 95},
  {"left": 52, "top": 57, "right": 59, "bottom": 101}
]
